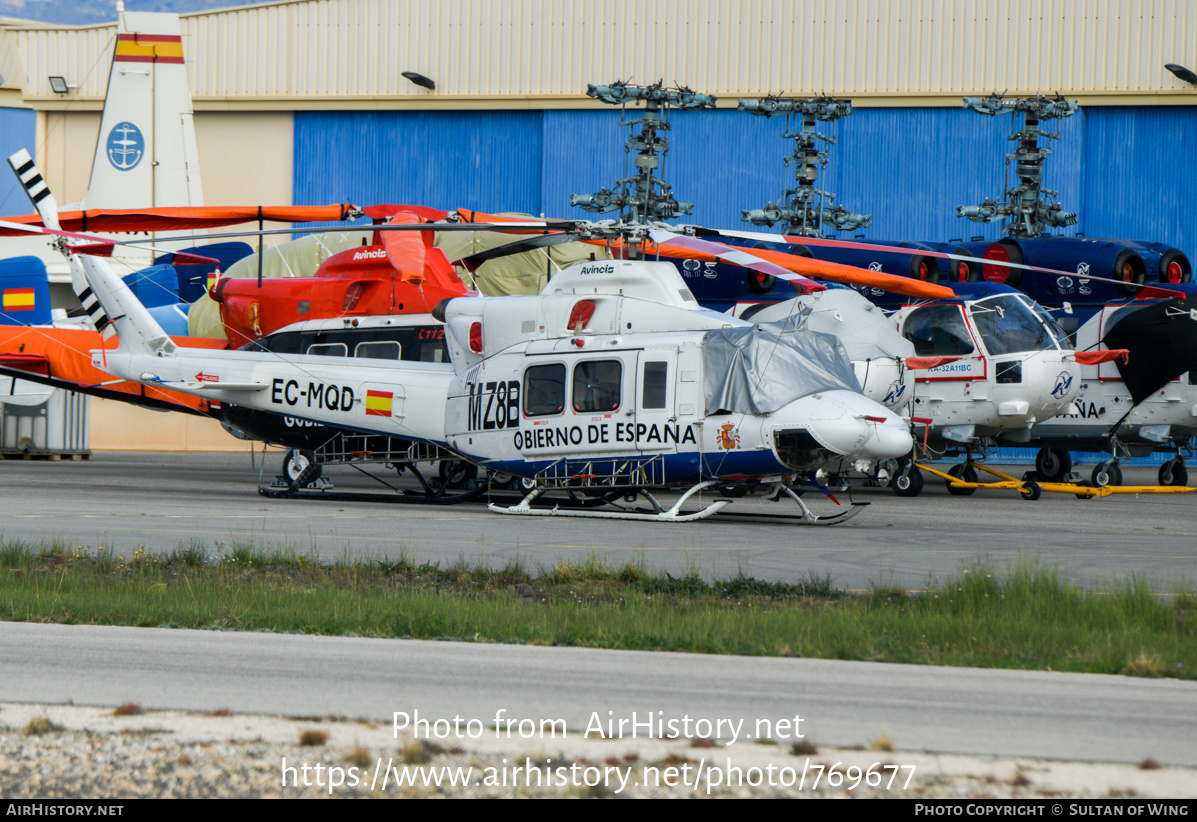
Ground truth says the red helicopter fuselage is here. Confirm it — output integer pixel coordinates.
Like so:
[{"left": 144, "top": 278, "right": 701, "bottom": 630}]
[{"left": 211, "top": 224, "right": 471, "bottom": 349}]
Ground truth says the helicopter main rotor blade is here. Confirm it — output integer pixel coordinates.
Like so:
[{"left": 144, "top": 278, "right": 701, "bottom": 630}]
[
  {"left": 697, "top": 226, "right": 1166, "bottom": 292},
  {"left": 650, "top": 230, "right": 956, "bottom": 300},
  {"left": 0, "top": 219, "right": 219, "bottom": 264},
  {"left": 0, "top": 214, "right": 577, "bottom": 262},
  {"left": 0, "top": 205, "right": 362, "bottom": 236},
  {"left": 381, "top": 210, "right": 428, "bottom": 285},
  {"left": 646, "top": 230, "right": 826, "bottom": 294},
  {"left": 452, "top": 232, "right": 587, "bottom": 270}
]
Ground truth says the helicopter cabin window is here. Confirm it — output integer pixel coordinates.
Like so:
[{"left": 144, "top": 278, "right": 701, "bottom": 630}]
[
  {"left": 241, "top": 331, "right": 302, "bottom": 354},
  {"left": 902, "top": 305, "right": 975, "bottom": 356},
  {"left": 418, "top": 344, "right": 444, "bottom": 363},
  {"left": 573, "top": 360, "right": 622, "bottom": 413},
  {"left": 642, "top": 362, "right": 668, "bottom": 409},
  {"left": 995, "top": 360, "right": 1022, "bottom": 384},
  {"left": 354, "top": 341, "right": 401, "bottom": 360},
  {"left": 524, "top": 363, "right": 566, "bottom": 417},
  {"left": 307, "top": 342, "right": 348, "bottom": 357}
]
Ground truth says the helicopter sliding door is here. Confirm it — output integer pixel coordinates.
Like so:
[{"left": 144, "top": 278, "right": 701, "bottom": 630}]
[
  {"left": 517, "top": 352, "right": 636, "bottom": 458},
  {"left": 565, "top": 354, "right": 636, "bottom": 455},
  {"left": 635, "top": 350, "right": 692, "bottom": 455}
]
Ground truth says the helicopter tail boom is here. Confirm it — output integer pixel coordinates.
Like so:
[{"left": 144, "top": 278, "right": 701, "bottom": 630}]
[{"left": 72, "top": 253, "right": 177, "bottom": 357}]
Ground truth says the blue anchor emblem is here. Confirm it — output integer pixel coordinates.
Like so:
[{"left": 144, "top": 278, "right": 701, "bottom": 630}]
[{"left": 107, "top": 122, "right": 144, "bottom": 171}]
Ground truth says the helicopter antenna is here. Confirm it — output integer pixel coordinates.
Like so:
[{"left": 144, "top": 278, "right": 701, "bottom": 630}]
[
  {"left": 957, "top": 93, "right": 1079, "bottom": 238},
  {"left": 570, "top": 80, "right": 716, "bottom": 239},
  {"left": 738, "top": 95, "right": 871, "bottom": 238}
]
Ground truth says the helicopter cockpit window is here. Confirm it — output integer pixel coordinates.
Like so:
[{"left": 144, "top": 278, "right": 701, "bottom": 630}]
[
  {"left": 970, "top": 295, "right": 1060, "bottom": 356},
  {"left": 524, "top": 363, "right": 566, "bottom": 417},
  {"left": 355, "top": 341, "right": 401, "bottom": 360},
  {"left": 573, "top": 360, "right": 622, "bottom": 413},
  {"left": 307, "top": 342, "right": 348, "bottom": 357},
  {"left": 901, "top": 305, "right": 975, "bottom": 356},
  {"left": 1031, "top": 304, "right": 1071, "bottom": 349}
]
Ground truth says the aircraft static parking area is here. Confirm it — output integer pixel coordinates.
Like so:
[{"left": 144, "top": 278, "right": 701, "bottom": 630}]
[{"left": 2, "top": 451, "right": 1194, "bottom": 591}]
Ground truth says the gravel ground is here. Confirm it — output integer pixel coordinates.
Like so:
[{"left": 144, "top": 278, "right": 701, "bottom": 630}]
[{"left": 2, "top": 703, "right": 1194, "bottom": 799}]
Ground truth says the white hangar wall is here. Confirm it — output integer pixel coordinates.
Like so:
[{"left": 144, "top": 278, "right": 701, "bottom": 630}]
[
  {"left": 0, "top": 0, "right": 1194, "bottom": 451},
  {"left": 12, "top": 0, "right": 1197, "bottom": 106}
]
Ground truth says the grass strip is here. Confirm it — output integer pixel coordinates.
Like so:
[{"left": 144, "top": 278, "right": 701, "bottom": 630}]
[{"left": 0, "top": 537, "right": 1193, "bottom": 678}]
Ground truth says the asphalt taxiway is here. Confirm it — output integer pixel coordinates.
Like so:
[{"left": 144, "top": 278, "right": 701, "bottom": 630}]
[
  {"left": 1, "top": 451, "right": 1194, "bottom": 590},
  {"left": 5, "top": 622, "right": 1197, "bottom": 767}
]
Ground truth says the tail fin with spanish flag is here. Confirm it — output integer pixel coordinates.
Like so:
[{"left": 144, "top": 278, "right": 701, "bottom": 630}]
[{"left": 82, "top": 8, "right": 203, "bottom": 212}]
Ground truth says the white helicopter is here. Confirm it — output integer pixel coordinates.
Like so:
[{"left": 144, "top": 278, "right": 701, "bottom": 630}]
[
  {"left": 880, "top": 282, "right": 1083, "bottom": 497},
  {"left": 65, "top": 222, "right": 914, "bottom": 524},
  {"left": 438, "top": 256, "right": 912, "bottom": 522},
  {"left": 1027, "top": 298, "right": 1197, "bottom": 488}
]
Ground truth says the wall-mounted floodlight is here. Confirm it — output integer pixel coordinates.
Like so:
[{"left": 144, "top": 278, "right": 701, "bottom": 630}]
[
  {"left": 1165, "top": 63, "right": 1197, "bottom": 85},
  {"left": 401, "top": 71, "right": 435, "bottom": 91},
  {"left": 48, "top": 76, "right": 70, "bottom": 94}
]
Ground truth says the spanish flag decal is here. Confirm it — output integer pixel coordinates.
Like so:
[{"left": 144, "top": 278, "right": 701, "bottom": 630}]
[
  {"left": 2, "top": 288, "right": 35, "bottom": 312},
  {"left": 114, "top": 34, "right": 185, "bottom": 65},
  {"left": 365, "top": 390, "right": 393, "bottom": 417}
]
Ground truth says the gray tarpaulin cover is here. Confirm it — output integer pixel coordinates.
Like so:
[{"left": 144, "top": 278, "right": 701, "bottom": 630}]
[
  {"left": 748, "top": 291, "right": 914, "bottom": 361},
  {"left": 704, "top": 324, "right": 863, "bottom": 416}
]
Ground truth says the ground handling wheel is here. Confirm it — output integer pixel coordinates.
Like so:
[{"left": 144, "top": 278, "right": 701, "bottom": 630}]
[
  {"left": 438, "top": 460, "right": 478, "bottom": 488},
  {"left": 282, "top": 449, "right": 321, "bottom": 486},
  {"left": 1035, "top": 447, "right": 1072, "bottom": 482},
  {"left": 946, "top": 463, "right": 979, "bottom": 496}
]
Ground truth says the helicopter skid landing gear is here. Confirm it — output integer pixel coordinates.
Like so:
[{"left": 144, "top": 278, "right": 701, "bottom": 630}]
[
  {"left": 761, "top": 484, "right": 868, "bottom": 526},
  {"left": 260, "top": 459, "right": 488, "bottom": 504},
  {"left": 489, "top": 481, "right": 731, "bottom": 522},
  {"left": 488, "top": 480, "right": 869, "bottom": 524},
  {"left": 707, "top": 482, "right": 869, "bottom": 525}
]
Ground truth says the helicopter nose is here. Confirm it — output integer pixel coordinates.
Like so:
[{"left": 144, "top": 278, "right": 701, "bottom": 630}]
[
  {"left": 863, "top": 417, "right": 915, "bottom": 460},
  {"left": 783, "top": 390, "right": 912, "bottom": 463},
  {"left": 806, "top": 416, "right": 912, "bottom": 461}
]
